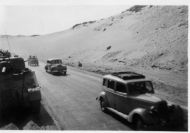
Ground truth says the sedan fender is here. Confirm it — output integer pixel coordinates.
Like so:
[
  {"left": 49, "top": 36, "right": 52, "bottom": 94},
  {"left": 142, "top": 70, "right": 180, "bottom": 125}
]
[
  {"left": 169, "top": 105, "right": 187, "bottom": 127},
  {"left": 128, "top": 108, "right": 154, "bottom": 124},
  {"left": 96, "top": 91, "right": 106, "bottom": 101}
]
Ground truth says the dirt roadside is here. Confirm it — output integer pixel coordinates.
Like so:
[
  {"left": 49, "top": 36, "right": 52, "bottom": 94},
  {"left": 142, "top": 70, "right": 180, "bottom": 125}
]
[{"left": 68, "top": 62, "right": 187, "bottom": 107}]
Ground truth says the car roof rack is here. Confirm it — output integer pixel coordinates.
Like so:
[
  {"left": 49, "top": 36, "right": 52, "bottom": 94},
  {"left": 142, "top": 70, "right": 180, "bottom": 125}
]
[{"left": 111, "top": 71, "right": 145, "bottom": 80}]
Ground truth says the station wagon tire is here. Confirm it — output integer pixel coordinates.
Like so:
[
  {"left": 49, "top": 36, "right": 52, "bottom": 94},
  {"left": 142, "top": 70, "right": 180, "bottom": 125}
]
[
  {"left": 100, "top": 99, "right": 107, "bottom": 112},
  {"left": 133, "top": 116, "right": 145, "bottom": 130}
]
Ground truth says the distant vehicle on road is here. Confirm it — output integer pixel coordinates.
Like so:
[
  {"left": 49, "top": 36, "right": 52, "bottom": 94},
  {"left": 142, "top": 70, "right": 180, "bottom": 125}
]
[
  {"left": 28, "top": 56, "right": 39, "bottom": 66},
  {"left": 78, "top": 61, "right": 82, "bottom": 67},
  {"left": 97, "top": 72, "right": 185, "bottom": 130},
  {"left": 0, "top": 56, "right": 41, "bottom": 119},
  {"left": 45, "top": 58, "right": 67, "bottom": 75}
]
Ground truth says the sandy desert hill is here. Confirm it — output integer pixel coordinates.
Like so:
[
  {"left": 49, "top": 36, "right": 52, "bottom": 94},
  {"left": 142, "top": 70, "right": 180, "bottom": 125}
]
[{"left": 0, "top": 6, "right": 187, "bottom": 72}]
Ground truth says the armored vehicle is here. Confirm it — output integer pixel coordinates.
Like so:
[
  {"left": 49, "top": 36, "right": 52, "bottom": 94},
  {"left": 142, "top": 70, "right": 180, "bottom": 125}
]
[
  {"left": 45, "top": 58, "right": 67, "bottom": 75},
  {"left": 28, "top": 56, "right": 39, "bottom": 66},
  {"left": 97, "top": 72, "right": 185, "bottom": 130},
  {"left": 0, "top": 55, "right": 41, "bottom": 119}
]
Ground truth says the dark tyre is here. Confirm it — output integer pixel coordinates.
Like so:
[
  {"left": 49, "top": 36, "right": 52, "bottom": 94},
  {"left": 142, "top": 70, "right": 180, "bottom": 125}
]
[
  {"left": 45, "top": 66, "right": 48, "bottom": 72},
  {"left": 31, "top": 101, "right": 41, "bottom": 114},
  {"left": 100, "top": 99, "right": 107, "bottom": 112},
  {"left": 0, "top": 108, "right": 2, "bottom": 121},
  {"left": 133, "top": 116, "right": 145, "bottom": 130}
]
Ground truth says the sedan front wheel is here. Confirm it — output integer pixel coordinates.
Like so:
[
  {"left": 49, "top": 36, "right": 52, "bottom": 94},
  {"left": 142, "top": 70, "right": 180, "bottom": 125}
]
[{"left": 133, "top": 116, "right": 145, "bottom": 130}]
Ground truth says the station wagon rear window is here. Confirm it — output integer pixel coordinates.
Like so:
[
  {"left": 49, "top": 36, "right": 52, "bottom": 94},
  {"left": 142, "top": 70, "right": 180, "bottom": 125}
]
[
  {"left": 107, "top": 80, "right": 115, "bottom": 90},
  {"left": 103, "top": 79, "right": 107, "bottom": 86}
]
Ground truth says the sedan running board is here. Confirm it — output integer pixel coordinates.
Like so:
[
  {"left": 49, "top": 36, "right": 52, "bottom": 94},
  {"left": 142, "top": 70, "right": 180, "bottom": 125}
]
[{"left": 107, "top": 107, "right": 129, "bottom": 120}]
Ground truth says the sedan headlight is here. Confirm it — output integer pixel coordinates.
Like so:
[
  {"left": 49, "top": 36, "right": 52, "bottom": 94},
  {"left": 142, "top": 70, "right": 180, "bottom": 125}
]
[{"left": 149, "top": 106, "right": 157, "bottom": 114}]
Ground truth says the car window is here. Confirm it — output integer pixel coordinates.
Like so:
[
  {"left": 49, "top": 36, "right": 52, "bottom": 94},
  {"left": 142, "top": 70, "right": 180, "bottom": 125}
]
[
  {"left": 107, "top": 80, "right": 115, "bottom": 90},
  {"left": 103, "top": 78, "right": 107, "bottom": 86},
  {"left": 116, "top": 82, "right": 126, "bottom": 93},
  {"left": 128, "top": 81, "right": 153, "bottom": 95},
  {"left": 52, "top": 60, "right": 62, "bottom": 64}
]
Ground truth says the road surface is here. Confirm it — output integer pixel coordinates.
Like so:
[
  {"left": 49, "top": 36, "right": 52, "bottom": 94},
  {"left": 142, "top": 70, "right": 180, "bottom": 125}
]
[{"left": 31, "top": 63, "right": 131, "bottom": 130}]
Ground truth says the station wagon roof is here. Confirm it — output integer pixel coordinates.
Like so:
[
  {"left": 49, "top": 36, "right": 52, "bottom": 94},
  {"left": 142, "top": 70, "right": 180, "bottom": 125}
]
[
  {"left": 103, "top": 74, "right": 150, "bottom": 84},
  {"left": 47, "top": 58, "right": 62, "bottom": 61}
]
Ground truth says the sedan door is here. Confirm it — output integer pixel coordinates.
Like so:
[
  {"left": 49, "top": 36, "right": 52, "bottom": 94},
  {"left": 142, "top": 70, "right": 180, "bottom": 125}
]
[
  {"left": 104, "top": 79, "right": 116, "bottom": 109},
  {"left": 115, "top": 82, "right": 132, "bottom": 115}
]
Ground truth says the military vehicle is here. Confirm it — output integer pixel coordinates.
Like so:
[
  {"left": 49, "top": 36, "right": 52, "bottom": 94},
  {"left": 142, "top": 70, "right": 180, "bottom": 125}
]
[
  {"left": 28, "top": 56, "right": 39, "bottom": 66},
  {"left": 0, "top": 52, "right": 41, "bottom": 119}
]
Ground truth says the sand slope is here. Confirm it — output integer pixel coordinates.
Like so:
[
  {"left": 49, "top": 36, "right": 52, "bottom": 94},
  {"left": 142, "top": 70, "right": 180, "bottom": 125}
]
[{"left": 0, "top": 6, "right": 187, "bottom": 72}]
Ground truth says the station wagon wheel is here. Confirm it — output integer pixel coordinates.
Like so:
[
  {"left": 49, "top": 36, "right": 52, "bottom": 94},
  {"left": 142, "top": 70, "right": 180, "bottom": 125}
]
[
  {"left": 133, "top": 116, "right": 145, "bottom": 130},
  {"left": 100, "top": 99, "right": 106, "bottom": 112}
]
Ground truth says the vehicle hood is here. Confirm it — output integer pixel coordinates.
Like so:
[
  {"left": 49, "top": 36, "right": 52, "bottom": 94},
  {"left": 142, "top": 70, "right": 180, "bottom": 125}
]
[{"left": 134, "top": 93, "right": 162, "bottom": 103}]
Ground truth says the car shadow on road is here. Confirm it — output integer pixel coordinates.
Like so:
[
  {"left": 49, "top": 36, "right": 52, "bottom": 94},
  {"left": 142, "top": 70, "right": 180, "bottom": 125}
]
[
  {"left": 105, "top": 110, "right": 186, "bottom": 131},
  {"left": 0, "top": 104, "right": 56, "bottom": 130},
  {"left": 52, "top": 73, "right": 70, "bottom": 77},
  {"left": 105, "top": 110, "right": 134, "bottom": 130}
]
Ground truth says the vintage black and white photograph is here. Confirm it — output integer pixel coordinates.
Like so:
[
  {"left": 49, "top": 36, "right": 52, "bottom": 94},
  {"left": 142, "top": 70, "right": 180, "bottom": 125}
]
[{"left": 0, "top": 0, "right": 188, "bottom": 131}]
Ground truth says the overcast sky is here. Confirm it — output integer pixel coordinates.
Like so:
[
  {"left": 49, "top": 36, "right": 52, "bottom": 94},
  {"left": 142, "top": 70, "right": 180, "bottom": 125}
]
[
  {"left": 0, "top": 5, "right": 130, "bottom": 35},
  {"left": 0, "top": 0, "right": 188, "bottom": 35}
]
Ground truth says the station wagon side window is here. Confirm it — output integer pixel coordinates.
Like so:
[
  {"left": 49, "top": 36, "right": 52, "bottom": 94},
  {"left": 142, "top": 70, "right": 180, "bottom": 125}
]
[
  {"left": 107, "top": 79, "right": 115, "bottom": 90},
  {"left": 116, "top": 82, "right": 127, "bottom": 94},
  {"left": 103, "top": 78, "right": 107, "bottom": 86}
]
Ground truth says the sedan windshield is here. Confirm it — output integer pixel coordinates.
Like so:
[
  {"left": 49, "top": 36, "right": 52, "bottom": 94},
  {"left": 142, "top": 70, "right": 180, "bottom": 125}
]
[
  {"left": 51, "top": 60, "right": 62, "bottom": 64},
  {"left": 128, "top": 81, "right": 153, "bottom": 95}
]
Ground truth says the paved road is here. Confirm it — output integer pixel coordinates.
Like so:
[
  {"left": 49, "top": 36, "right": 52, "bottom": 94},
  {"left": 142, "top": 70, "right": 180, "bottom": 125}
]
[{"left": 31, "top": 63, "right": 131, "bottom": 130}]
